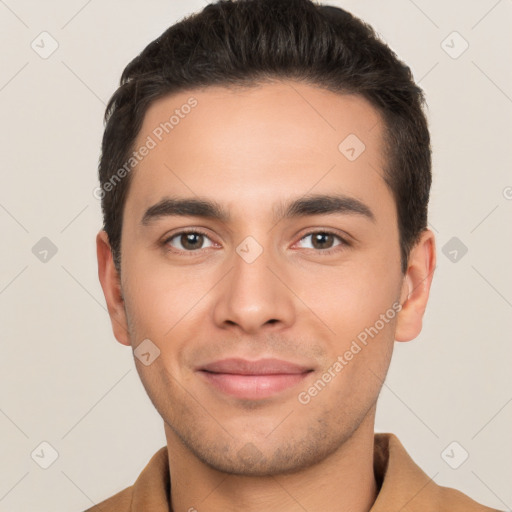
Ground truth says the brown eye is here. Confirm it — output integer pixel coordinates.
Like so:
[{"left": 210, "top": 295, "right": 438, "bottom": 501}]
[
  {"left": 311, "top": 232, "right": 336, "bottom": 250},
  {"left": 296, "top": 231, "right": 348, "bottom": 253},
  {"left": 165, "top": 231, "right": 214, "bottom": 252}
]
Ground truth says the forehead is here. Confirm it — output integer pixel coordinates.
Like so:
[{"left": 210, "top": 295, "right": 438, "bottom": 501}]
[{"left": 125, "top": 81, "right": 394, "bottom": 226}]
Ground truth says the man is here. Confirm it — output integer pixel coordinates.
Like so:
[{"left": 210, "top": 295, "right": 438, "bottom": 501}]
[{"left": 91, "top": 0, "right": 501, "bottom": 510}]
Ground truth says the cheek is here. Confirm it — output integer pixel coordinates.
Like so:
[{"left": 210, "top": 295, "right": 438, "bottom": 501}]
[
  {"left": 121, "top": 253, "right": 217, "bottom": 375},
  {"left": 123, "top": 249, "right": 203, "bottom": 329},
  {"left": 294, "top": 255, "right": 402, "bottom": 344}
]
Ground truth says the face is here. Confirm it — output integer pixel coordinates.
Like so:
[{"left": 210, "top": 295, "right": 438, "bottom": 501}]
[{"left": 98, "top": 81, "right": 433, "bottom": 476}]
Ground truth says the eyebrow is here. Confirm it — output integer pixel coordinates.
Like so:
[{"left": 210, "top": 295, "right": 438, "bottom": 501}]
[{"left": 141, "top": 193, "right": 375, "bottom": 226}]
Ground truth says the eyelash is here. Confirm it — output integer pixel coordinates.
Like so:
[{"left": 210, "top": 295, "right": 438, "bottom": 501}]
[{"left": 161, "top": 228, "right": 350, "bottom": 256}]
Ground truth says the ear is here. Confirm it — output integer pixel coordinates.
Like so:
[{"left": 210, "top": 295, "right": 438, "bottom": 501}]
[
  {"left": 96, "top": 230, "right": 130, "bottom": 346},
  {"left": 395, "top": 229, "right": 436, "bottom": 342}
]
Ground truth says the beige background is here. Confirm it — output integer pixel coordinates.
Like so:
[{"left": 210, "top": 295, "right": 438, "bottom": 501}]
[{"left": 0, "top": 0, "right": 511, "bottom": 510}]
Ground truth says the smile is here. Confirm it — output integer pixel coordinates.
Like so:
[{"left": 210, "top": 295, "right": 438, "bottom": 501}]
[{"left": 197, "top": 358, "right": 313, "bottom": 400}]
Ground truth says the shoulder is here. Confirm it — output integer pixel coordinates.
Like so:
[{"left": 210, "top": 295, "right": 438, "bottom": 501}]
[
  {"left": 81, "top": 446, "right": 169, "bottom": 512},
  {"left": 437, "top": 484, "right": 503, "bottom": 512},
  {"left": 373, "top": 433, "right": 502, "bottom": 512},
  {"left": 82, "top": 485, "right": 133, "bottom": 512}
]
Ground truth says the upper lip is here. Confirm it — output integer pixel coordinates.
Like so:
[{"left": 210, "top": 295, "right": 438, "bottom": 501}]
[{"left": 198, "top": 358, "right": 312, "bottom": 375}]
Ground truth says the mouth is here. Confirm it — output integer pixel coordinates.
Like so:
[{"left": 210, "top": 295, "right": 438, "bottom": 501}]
[{"left": 196, "top": 358, "right": 314, "bottom": 400}]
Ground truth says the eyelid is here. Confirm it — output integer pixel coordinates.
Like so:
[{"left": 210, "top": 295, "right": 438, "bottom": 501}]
[
  {"left": 292, "top": 229, "right": 351, "bottom": 252},
  {"left": 161, "top": 227, "right": 218, "bottom": 254},
  {"left": 161, "top": 227, "right": 352, "bottom": 255}
]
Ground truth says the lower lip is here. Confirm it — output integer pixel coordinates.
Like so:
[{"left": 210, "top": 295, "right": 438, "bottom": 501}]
[{"left": 198, "top": 371, "right": 310, "bottom": 400}]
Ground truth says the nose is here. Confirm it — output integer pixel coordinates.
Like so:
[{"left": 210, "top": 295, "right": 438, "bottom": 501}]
[{"left": 212, "top": 241, "right": 296, "bottom": 334}]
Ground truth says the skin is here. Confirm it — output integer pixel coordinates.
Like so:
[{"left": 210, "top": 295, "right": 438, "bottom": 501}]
[{"left": 97, "top": 80, "right": 436, "bottom": 512}]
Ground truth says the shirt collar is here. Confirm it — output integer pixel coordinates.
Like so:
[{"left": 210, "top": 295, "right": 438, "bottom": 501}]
[{"left": 129, "top": 433, "right": 442, "bottom": 511}]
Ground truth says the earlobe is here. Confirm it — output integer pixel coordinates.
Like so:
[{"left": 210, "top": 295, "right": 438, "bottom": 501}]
[
  {"left": 395, "top": 229, "right": 437, "bottom": 342},
  {"left": 96, "top": 230, "right": 131, "bottom": 346}
]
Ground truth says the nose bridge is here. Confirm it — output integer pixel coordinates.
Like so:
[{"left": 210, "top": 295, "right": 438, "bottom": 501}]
[{"left": 212, "top": 235, "right": 295, "bottom": 332}]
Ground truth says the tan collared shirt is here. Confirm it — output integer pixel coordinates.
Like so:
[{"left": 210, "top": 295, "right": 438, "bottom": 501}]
[{"left": 85, "top": 433, "right": 501, "bottom": 511}]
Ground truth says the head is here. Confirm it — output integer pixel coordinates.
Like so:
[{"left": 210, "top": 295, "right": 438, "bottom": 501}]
[{"left": 97, "top": 0, "right": 436, "bottom": 476}]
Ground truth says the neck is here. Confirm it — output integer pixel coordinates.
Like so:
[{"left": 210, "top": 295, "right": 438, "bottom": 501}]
[{"left": 165, "top": 412, "right": 379, "bottom": 512}]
